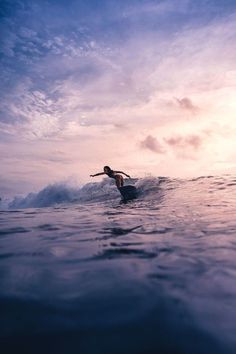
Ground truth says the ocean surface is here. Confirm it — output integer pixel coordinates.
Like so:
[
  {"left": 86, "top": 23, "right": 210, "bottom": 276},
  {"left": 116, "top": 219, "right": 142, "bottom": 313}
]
[{"left": 0, "top": 175, "right": 236, "bottom": 354}]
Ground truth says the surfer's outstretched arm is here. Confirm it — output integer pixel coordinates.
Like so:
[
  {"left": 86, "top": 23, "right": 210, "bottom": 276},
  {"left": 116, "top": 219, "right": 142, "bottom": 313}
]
[
  {"left": 115, "top": 171, "right": 131, "bottom": 178},
  {"left": 90, "top": 172, "right": 105, "bottom": 177}
]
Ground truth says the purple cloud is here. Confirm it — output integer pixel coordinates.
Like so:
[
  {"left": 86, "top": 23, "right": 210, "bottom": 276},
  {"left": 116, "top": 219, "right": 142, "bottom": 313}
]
[
  {"left": 165, "top": 134, "right": 202, "bottom": 150},
  {"left": 140, "top": 135, "right": 165, "bottom": 153},
  {"left": 175, "top": 97, "right": 199, "bottom": 113}
]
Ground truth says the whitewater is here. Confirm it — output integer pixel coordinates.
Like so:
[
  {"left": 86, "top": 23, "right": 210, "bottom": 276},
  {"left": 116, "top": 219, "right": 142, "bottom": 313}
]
[{"left": 1, "top": 175, "right": 236, "bottom": 354}]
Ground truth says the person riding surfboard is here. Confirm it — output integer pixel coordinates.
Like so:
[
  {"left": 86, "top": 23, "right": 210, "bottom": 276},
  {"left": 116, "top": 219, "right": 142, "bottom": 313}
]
[{"left": 90, "top": 166, "right": 130, "bottom": 188}]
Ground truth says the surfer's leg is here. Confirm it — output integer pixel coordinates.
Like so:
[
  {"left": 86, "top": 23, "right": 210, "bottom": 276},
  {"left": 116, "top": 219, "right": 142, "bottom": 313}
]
[{"left": 115, "top": 175, "right": 123, "bottom": 188}]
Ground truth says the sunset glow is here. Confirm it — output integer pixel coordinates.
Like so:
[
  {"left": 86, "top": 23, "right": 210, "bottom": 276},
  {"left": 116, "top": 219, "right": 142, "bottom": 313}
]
[{"left": 1, "top": 0, "right": 236, "bottom": 196}]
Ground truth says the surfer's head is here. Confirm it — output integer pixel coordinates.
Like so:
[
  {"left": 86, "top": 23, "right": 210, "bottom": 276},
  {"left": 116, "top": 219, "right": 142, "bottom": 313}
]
[{"left": 104, "top": 166, "right": 112, "bottom": 174}]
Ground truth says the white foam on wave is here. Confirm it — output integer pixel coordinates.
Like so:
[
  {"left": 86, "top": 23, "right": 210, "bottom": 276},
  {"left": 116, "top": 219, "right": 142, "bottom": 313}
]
[{"left": 7, "top": 177, "right": 164, "bottom": 209}]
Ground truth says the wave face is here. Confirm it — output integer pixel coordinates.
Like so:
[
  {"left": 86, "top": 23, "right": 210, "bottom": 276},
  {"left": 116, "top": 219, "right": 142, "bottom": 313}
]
[
  {"left": 7, "top": 174, "right": 230, "bottom": 209},
  {"left": 7, "top": 177, "right": 164, "bottom": 208},
  {"left": 1, "top": 175, "right": 236, "bottom": 354}
]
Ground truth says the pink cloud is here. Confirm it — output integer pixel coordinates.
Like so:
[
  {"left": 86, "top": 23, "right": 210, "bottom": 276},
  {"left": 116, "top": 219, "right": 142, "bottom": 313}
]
[
  {"left": 175, "top": 97, "right": 199, "bottom": 113},
  {"left": 165, "top": 134, "right": 202, "bottom": 150},
  {"left": 140, "top": 135, "right": 165, "bottom": 153}
]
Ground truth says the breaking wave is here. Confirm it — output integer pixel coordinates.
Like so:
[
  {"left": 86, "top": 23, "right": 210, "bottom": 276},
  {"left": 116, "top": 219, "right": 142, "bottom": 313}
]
[
  {"left": 3, "top": 174, "right": 235, "bottom": 209},
  {"left": 6, "top": 177, "right": 163, "bottom": 209}
]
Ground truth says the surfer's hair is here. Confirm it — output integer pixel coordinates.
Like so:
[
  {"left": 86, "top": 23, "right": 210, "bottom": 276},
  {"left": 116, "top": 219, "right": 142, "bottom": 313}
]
[{"left": 104, "top": 166, "right": 112, "bottom": 171}]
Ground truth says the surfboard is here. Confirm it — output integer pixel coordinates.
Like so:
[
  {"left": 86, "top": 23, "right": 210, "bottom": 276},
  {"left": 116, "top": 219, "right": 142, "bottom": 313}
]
[{"left": 119, "top": 185, "right": 137, "bottom": 200}]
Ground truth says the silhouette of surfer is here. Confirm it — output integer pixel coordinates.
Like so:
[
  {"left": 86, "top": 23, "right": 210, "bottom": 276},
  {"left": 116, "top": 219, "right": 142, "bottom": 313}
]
[{"left": 90, "top": 166, "right": 130, "bottom": 188}]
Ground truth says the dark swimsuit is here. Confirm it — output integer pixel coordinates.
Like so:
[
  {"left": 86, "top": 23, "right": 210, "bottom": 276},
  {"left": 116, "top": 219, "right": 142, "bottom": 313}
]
[
  {"left": 107, "top": 170, "right": 123, "bottom": 187},
  {"left": 107, "top": 170, "right": 116, "bottom": 179}
]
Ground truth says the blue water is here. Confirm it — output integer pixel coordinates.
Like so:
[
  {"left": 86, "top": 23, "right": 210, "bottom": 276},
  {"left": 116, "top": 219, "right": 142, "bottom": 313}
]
[{"left": 1, "top": 176, "right": 236, "bottom": 354}]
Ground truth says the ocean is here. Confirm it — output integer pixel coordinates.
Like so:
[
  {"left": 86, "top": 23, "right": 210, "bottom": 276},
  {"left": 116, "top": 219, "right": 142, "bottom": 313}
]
[{"left": 0, "top": 175, "right": 236, "bottom": 354}]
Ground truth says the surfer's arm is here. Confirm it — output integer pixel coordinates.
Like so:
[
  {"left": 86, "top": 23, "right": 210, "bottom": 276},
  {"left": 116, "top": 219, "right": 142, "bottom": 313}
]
[
  {"left": 90, "top": 172, "right": 105, "bottom": 177},
  {"left": 115, "top": 171, "right": 131, "bottom": 178}
]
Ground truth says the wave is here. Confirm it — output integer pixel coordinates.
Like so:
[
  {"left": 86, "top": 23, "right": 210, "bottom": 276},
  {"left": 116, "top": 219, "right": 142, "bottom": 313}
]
[
  {"left": 5, "top": 177, "right": 165, "bottom": 209},
  {"left": 5, "top": 174, "right": 234, "bottom": 209}
]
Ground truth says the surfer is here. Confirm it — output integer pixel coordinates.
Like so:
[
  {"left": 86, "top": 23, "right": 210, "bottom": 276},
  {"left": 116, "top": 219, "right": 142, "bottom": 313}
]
[{"left": 90, "top": 166, "right": 130, "bottom": 188}]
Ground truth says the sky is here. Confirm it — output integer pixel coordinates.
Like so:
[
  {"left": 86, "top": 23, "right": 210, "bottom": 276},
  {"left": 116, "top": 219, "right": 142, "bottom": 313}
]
[{"left": 1, "top": 0, "right": 236, "bottom": 196}]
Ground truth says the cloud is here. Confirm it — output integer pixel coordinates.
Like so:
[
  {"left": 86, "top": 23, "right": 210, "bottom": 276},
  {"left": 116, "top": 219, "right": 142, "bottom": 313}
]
[
  {"left": 175, "top": 97, "right": 199, "bottom": 113},
  {"left": 123, "top": 0, "right": 189, "bottom": 18},
  {"left": 140, "top": 135, "right": 165, "bottom": 154},
  {"left": 1, "top": 2, "right": 236, "bottom": 136},
  {"left": 19, "top": 27, "right": 38, "bottom": 39},
  {"left": 1, "top": 0, "right": 236, "bottom": 194},
  {"left": 165, "top": 134, "right": 203, "bottom": 150}
]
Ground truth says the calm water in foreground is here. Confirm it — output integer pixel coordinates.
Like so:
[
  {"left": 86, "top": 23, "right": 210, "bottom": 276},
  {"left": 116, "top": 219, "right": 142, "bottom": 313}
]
[{"left": 0, "top": 175, "right": 236, "bottom": 354}]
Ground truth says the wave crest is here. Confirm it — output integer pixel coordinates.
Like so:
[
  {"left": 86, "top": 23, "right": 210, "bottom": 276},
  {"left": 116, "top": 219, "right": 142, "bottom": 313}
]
[{"left": 7, "top": 176, "right": 165, "bottom": 209}]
